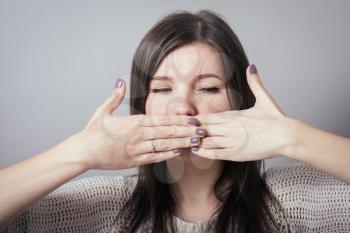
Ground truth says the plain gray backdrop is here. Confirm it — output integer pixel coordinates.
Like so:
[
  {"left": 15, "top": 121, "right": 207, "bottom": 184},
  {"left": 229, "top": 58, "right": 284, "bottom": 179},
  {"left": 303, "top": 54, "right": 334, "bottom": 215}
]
[{"left": 1, "top": 0, "right": 349, "bottom": 180}]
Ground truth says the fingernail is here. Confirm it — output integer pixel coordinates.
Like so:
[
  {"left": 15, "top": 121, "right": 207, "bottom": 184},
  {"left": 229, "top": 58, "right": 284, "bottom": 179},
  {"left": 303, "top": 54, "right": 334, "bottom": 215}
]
[
  {"left": 249, "top": 64, "right": 258, "bottom": 74},
  {"left": 195, "top": 128, "right": 207, "bottom": 137},
  {"left": 115, "top": 78, "right": 123, "bottom": 88},
  {"left": 191, "top": 146, "right": 199, "bottom": 152},
  {"left": 173, "top": 148, "right": 182, "bottom": 155},
  {"left": 187, "top": 117, "right": 200, "bottom": 126},
  {"left": 191, "top": 136, "right": 200, "bottom": 144}
]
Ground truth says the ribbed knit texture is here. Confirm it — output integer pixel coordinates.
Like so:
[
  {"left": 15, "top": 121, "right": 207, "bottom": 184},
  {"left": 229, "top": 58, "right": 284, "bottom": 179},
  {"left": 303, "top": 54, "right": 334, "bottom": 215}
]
[{"left": 2, "top": 163, "right": 349, "bottom": 232}]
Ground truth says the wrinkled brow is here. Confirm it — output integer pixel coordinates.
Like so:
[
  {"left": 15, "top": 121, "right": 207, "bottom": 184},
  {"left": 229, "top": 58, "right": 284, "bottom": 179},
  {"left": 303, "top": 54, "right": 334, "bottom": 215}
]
[{"left": 151, "top": 73, "right": 223, "bottom": 81}]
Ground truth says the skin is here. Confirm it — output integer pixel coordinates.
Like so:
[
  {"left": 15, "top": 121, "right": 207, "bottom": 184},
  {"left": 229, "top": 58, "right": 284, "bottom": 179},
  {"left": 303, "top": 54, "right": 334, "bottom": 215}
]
[
  {"left": 145, "top": 41, "right": 350, "bottom": 222},
  {"left": 1, "top": 41, "right": 349, "bottom": 228},
  {"left": 145, "top": 42, "right": 233, "bottom": 222}
]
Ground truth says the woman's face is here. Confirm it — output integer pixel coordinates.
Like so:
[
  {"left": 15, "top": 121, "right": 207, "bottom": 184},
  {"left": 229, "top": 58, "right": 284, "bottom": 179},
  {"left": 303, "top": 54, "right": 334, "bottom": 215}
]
[
  {"left": 145, "top": 42, "right": 231, "bottom": 116},
  {"left": 145, "top": 42, "right": 232, "bottom": 172}
]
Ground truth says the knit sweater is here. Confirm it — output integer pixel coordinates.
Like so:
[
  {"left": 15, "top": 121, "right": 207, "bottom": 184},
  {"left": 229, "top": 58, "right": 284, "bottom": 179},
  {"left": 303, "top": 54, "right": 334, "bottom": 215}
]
[{"left": 1, "top": 163, "right": 349, "bottom": 233}]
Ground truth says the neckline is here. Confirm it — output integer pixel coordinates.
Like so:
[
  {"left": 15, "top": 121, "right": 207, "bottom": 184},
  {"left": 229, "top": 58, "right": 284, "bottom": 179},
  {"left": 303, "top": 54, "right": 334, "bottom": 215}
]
[{"left": 174, "top": 211, "right": 219, "bottom": 226}]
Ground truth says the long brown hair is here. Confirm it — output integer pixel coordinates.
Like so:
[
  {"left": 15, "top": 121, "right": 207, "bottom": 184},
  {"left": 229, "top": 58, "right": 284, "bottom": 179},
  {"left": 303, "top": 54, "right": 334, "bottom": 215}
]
[{"left": 113, "top": 10, "right": 290, "bottom": 233}]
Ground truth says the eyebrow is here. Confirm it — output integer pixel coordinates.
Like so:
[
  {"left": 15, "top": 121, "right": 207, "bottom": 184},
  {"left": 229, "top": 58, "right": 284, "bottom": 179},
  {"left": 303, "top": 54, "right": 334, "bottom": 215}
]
[{"left": 151, "top": 73, "right": 222, "bottom": 81}]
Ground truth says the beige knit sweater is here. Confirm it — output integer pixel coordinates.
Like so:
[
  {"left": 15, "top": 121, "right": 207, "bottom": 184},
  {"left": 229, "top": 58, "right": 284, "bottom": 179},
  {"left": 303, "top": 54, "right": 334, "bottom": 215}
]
[{"left": 1, "top": 163, "right": 349, "bottom": 232}]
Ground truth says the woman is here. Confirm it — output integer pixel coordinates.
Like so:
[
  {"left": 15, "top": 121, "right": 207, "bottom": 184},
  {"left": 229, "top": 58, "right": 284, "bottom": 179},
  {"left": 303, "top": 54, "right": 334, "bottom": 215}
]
[{"left": 0, "top": 10, "right": 349, "bottom": 233}]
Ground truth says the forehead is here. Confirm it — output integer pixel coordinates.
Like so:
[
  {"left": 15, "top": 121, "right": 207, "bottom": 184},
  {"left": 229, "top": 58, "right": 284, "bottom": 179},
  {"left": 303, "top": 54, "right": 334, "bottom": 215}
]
[{"left": 153, "top": 42, "right": 225, "bottom": 79}]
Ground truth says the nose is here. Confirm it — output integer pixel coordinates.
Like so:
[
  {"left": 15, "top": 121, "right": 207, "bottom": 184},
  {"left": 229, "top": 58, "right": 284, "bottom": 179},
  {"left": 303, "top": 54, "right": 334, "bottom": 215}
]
[
  {"left": 166, "top": 94, "right": 197, "bottom": 116},
  {"left": 175, "top": 98, "right": 196, "bottom": 116}
]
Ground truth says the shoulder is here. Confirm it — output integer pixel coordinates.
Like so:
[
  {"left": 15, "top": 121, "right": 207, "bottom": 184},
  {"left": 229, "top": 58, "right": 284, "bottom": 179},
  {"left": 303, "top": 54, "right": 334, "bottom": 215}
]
[
  {"left": 38, "top": 175, "right": 138, "bottom": 206},
  {"left": 49, "top": 175, "right": 138, "bottom": 199},
  {"left": 264, "top": 162, "right": 348, "bottom": 193},
  {"left": 264, "top": 162, "right": 350, "bottom": 232},
  {"left": 26, "top": 175, "right": 138, "bottom": 231}
]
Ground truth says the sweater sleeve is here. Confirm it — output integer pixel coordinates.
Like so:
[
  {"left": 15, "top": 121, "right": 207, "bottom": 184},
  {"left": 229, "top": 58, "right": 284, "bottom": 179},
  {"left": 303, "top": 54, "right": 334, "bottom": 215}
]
[
  {"left": 0, "top": 175, "right": 137, "bottom": 233},
  {"left": 265, "top": 162, "right": 350, "bottom": 233},
  {"left": 0, "top": 210, "right": 28, "bottom": 233}
]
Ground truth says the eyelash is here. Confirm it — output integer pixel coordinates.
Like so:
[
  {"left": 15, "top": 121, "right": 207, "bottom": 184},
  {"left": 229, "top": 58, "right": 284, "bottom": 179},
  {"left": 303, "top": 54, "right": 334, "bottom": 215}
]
[{"left": 150, "top": 87, "right": 221, "bottom": 94}]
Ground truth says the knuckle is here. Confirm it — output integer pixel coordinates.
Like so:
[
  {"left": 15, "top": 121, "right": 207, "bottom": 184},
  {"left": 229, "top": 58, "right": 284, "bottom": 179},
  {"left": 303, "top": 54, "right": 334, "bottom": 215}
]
[
  {"left": 136, "top": 128, "right": 145, "bottom": 140},
  {"left": 153, "top": 153, "right": 162, "bottom": 163},
  {"left": 211, "top": 151, "right": 219, "bottom": 159},
  {"left": 158, "top": 139, "right": 170, "bottom": 150},
  {"left": 208, "top": 138, "right": 219, "bottom": 148},
  {"left": 189, "top": 126, "right": 196, "bottom": 136},
  {"left": 166, "top": 126, "right": 176, "bottom": 137},
  {"left": 187, "top": 137, "right": 193, "bottom": 146},
  {"left": 202, "top": 137, "right": 212, "bottom": 147},
  {"left": 125, "top": 144, "right": 135, "bottom": 158},
  {"left": 151, "top": 153, "right": 156, "bottom": 163},
  {"left": 159, "top": 116, "right": 169, "bottom": 125}
]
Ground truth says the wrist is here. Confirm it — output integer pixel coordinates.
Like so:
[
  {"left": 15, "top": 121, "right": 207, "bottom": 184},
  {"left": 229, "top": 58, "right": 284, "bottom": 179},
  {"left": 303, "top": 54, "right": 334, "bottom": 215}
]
[
  {"left": 58, "top": 132, "right": 93, "bottom": 171},
  {"left": 279, "top": 116, "right": 302, "bottom": 159}
]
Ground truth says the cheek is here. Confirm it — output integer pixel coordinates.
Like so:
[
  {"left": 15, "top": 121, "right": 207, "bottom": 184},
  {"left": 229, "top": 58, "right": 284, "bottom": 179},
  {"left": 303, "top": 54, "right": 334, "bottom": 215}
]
[
  {"left": 146, "top": 93, "right": 232, "bottom": 115},
  {"left": 145, "top": 94, "right": 168, "bottom": 115},
  {"left": 196, "top": 93, "right": 232, "bottom": 114},
  {"left": 145, "top": 96, "right": 151, "bottom": 115}
]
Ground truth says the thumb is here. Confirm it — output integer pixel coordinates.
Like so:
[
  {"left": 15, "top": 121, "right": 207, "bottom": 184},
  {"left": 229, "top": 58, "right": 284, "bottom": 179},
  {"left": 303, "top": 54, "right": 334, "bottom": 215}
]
[
  {"left": 102, "top": 78, "right": 126, "bottom": 115},
  {"left": 246, "top": 64, "right": 285, "bottom": 115}
]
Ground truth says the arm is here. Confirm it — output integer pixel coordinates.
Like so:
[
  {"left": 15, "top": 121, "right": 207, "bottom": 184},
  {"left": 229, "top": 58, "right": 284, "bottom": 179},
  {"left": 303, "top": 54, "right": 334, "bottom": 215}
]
[
  {"left": 0, "top": 80, "right": 193, "bottom": 228},
  {"left": 283, "top": 117, "right": 350, "bottom": 184},
  {"left": 0, "top": 133, "right": 89, "bottom": 227},
  {"left": 194, "top": 65, "right": 350, "bottom": 184},
  {"left": 0, "top": 83, "right": 127, "bottom": 227},
  {"left": 247, "top": 64, "right": 350, "bottom": 183}
]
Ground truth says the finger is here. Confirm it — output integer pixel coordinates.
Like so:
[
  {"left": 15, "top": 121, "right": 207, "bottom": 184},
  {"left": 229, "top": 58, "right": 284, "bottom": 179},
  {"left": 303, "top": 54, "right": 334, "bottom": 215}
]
[
  {"left": 202, "top": 123, "right": 234, "bottom": 137},
  {"left": 139, "top": 115, "right": 196, "bottom": 127},
  {"left": 246, "top": 64, "right": 271, "bottom": 107},
  {"left": 140, "top": 125, "right": 208, "bottom": 140},
  {"left": 131, "top": 136, "right": 201, "bottom": 155},
  {"left": 193, "top": 112, "right": 229, "bottom": 125},
  {"left": 200, "top": 136, "right": 232, "bottom": 148},
  {"left": 246, "top": 65, "right": 285, "bottom": 114},
  {"left": 153, "top": 136, "right": 201, "bottom": 152},
  {"left": 190, "top": 147, "right": 232, "bottom": 160},
  {"left": 137, "top": 149, "right": 181, "bottom": 165},
  {"left": 139, "top": 122, "right": 227, "bottom": 141},
  {"left": 100, "top": 78, "right": 126, "bottom": 116},
  {"left": 191, "top": 147, "right": 254, "bottom": 161}
]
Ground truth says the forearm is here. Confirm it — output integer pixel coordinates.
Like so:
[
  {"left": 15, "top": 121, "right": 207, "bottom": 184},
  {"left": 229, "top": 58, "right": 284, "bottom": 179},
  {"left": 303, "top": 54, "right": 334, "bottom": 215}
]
[
  {"left": 283, "top": 117, "right": 350, "bottom": 184},
  {"left": 0, "top": 133, "right": 89, "bottom": 226}
]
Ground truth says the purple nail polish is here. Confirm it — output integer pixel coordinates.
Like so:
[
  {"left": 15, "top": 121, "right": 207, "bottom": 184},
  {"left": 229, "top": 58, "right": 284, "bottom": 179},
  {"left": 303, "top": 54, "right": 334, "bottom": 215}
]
[
  {"left": 191, "top": 137, "right": 200, "bottom": 144},
  {"left": 191, "top": 146, "right": 199, "bottom": 152},
  {"left": 249, "top": 64, "right": 258, "bottom": 74},
  {"left": 196, "top": 128, "right": 206, "bottom": 137},
  {"left": 173, "top": 148, "right": 182, "bottom": 155},
  {"left": 188, "top": 117, "right": 200, "bottom": 126},
  {"left": 115, "top": 78, "right": 123, "bottom": 88}
]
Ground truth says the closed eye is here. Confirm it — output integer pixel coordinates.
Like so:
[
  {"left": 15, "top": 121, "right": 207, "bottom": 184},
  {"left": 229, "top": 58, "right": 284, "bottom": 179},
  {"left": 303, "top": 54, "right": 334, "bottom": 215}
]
[
  {"left": 200, "top": 87, "right": 221, "bottom": 93},
  {"left": 150, "top": 87, "right": 221, "bottom": 94},
  {"left": 150, "top": 88, "right": 172, "bottom": 93}
]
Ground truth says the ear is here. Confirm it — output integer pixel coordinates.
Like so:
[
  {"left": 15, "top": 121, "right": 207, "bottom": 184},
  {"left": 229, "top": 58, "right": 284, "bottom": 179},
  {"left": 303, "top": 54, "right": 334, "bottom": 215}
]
[{"left": 246, "top": 64, "right": 286, "bottom": 115}]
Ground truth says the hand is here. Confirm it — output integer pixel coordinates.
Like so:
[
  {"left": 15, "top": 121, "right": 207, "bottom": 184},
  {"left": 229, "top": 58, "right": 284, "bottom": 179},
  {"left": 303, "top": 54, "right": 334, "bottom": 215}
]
[
  {"left": 75, "top": 79, "right": 202, "bottom": 170},
  {"left": 191, "top": 65, "right": 296, "bottom": 161}
]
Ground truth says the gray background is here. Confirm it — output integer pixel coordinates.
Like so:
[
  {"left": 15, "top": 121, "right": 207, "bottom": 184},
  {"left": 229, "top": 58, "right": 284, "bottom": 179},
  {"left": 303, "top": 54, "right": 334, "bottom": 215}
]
[{"left": 1, "top": 0, "right": 349, "bottom": 180}]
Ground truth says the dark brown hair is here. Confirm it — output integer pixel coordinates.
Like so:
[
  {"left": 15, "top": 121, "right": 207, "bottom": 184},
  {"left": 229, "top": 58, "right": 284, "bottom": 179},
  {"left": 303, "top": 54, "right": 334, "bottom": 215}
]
[{"left": 113, "top": 9, "right": 290, "bottom": 233}]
